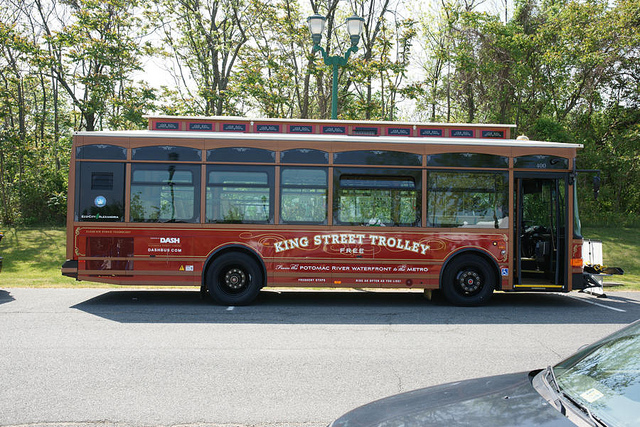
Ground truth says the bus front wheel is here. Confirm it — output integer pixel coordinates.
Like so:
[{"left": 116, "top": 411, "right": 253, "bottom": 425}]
[
  {"left": 442, "top": 256, "right": 495, "bottom": 306},
  {"left": 206, "top": 253, "right": 262, "bottom": 306}
]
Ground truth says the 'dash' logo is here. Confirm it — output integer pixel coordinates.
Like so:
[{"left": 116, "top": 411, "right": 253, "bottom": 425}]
[{"left": 160, "top": 237, "right": 180, "bottom": 244}]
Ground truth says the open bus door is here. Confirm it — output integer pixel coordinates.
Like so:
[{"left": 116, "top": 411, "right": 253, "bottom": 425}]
[{"left": 514, "top": 174, "right": 569, "bottom": 291}]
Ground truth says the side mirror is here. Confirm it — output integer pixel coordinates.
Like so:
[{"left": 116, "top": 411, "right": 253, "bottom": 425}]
[{"left": 593, "top": 175, "right": 601, "bottom": 200}]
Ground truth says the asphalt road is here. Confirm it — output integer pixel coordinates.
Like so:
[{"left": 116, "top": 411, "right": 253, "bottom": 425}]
[{"left": 1, "top": 287, "right": 639, "bottom": 427}]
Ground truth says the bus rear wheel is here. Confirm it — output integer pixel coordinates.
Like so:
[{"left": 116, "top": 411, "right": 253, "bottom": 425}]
[
  {"left": 206, "top": 252, "right": 262, "bottom": 306},
  {"left": 442, "top": 256, "right": 495, "bottom": 306}
]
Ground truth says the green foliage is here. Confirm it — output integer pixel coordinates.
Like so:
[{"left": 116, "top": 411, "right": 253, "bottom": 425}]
[
  {"left": 42, "top": 0, "right": 152, "bottom": 130},
  {"left": 342, "top": 8, "right": 417, "bottom": 121},
  {"left": 0, "top": 0, "right": 154, "bottom": 225},
  {"left": 108, "top": 84, "right": 158, "bottom": 130},
  {"left": 232, "top": 0, "right": 311, "bottom": 118},
  {"left": 0, "top": 11, "right": 71, "bottom": 225},
  {"left": 411, "top": 0, "right": 640, "bottom": 221},
  {"left": 527, "top": 117, "right": 573, "bottom": 142},
  {"left": 149, "top": 0, "right": 263, "bottom": 116},
  {"left": 574, "top": 105, "right": 640, "bottom": 225}
]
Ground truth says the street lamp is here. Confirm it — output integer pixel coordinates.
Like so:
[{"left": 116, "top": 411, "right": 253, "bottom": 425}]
[{"left": 307, "top": 13, "right": 365, "bottom": 119}]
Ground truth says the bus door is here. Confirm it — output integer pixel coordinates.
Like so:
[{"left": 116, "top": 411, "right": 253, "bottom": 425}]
[{"left": 514, "top": 174, "right": 568, "bottom": 290}]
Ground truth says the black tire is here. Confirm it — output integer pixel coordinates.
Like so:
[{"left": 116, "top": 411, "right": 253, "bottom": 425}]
[
  {"left": 441, "top": 256, "right": 495, "bottom": 306},
  {"left": 205, "top": 252, "right": 262, "bottom": 305}
]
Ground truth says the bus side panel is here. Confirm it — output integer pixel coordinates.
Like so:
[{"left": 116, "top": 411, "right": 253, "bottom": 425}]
[{"left": 72, "top": 226, "right": 508, "bottom": 290}]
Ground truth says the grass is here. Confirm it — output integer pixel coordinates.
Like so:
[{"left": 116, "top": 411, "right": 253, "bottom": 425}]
[
  {"left": 0, "top": 225, "right": 638, "bottom": 290},
  {"left": 0, "top": 227, "right": 87, "bottom": 287}
]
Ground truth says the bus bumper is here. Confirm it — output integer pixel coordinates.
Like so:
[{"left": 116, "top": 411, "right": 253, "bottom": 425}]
[{"left": 62, "top": 260, "right": 78, "bottom": 279}]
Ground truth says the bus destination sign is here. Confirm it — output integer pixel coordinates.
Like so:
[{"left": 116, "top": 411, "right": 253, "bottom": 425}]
[
  {"left": 451, "top": 129, "right": 475, "bottom": 137},
  {"left": 387, "top": 127, "right": 412, "bottom": 136},
  {"left": 223, "top": 123, "right": 247, "bottom": 132},
  {"left": 482, "top": 130, "right": 505, "bottom": 138},
  {"left": 322, "top": 126, "right": 346, "bottom": 134},
  {"left": 289, "top": 125, "right": 314, "bottom": 133},
  {"left": 155, "top": 121, "right": 180, "bottom": 130},
  {"left": 189, "top": 123, "right": 213, "bottom": 131},
  {"left": 419, "top": 128, "right": 443, "bottom": 137},
  {"left": 256, "top": 124, "right": 280, "bottom": 133}
]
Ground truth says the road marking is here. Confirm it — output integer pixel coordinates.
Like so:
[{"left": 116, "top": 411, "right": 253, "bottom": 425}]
[
  {"left": 227, "top": 306, "right": 235, "bottom": 311},
  {"left": 565, "top": 295, "right": 626, "bottom": 312}
]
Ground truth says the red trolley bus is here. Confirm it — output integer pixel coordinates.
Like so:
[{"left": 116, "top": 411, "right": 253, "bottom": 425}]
[{"left": 62, "top": 116, "right": 589, "bottom": 306}]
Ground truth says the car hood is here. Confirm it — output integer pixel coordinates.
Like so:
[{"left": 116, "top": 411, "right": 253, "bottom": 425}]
[{"left": 330, "top": 372, "right": 575, "bottom": 427}]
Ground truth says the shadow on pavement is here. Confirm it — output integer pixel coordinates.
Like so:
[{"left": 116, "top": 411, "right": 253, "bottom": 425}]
[
  {"left": 70, "top": 288, "right": 640, "bottom": 325},
  {"left": 0, "top": 289, "right": 15, "bottom": 305}
]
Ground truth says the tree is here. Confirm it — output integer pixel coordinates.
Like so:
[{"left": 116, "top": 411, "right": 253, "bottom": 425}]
[
  {"left": 0, "top": 3, "right": 70, "bottom": 224},
  {"left": 233, "top": 0, "right": 311, "bottom": 117},
  {"left": 410, "top": 1, "right": 453, "bottom": 122},
  {"left": 150, "top": 0, "right": 261, "bottom": 116},
  {"left": 35, "top": 0, "right": 151, "bottom": 131},
  {"left": 345, "top": 9, "right": 417, "bottom": 120},
  {"left": 348, "top": 0, "right": 392, "bottom": 119}
]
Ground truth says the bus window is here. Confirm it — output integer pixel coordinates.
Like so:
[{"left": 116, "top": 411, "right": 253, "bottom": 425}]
[
  {"left": 335, "top": 169, "right": 421, "bottom": 226},
  {"left": 76, "top": 162, "right": 125, "bottom": 221},
  {"left": 132, "top": 145, "right": 202, "bottom": 162},
  {"left": 76, "top": 144, "right": 126, "bottom": 160},
  {"left": 206, "top": 166, "right": 274, "bottom": 223},
  {"left": 334, "top": 150, "right": 422, "bottom": 166},
  {"left": 280, "top": 148, "right": 329, "bottom": 164},
  {"left": 280, "top": 168, "right": 327, "bottom": 224},
  {"left": 427, "top": 153, "right": 508, "bottom": 168},
  {"left": 514, "top": 155, "right": 568, "bottom": 169},
  {"left": 130, "top": 164, "right": 201, "bottom": 222},
  {"left": 207, "top": 147, "right": 275, "bottom": 163},
  {"left": 427, "top": 171, "right": 508, "bottom": 228}
]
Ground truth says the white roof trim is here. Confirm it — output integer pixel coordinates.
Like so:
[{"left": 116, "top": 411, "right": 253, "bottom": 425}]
[{"left": 75, "top": 130, "right": 582, "bottom": 149}]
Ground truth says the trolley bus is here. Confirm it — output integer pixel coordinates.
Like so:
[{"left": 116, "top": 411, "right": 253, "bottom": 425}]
[{"left": 62, "top": 116, "right": 589, "bottom": 306}]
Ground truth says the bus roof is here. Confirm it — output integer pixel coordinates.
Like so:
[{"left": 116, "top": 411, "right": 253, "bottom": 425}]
[{"left": 74, "top": 129, "right": 583, "bottom": 149}]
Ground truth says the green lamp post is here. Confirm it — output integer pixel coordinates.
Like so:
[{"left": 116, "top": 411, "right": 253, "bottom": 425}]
[{"left": 307, "top": 13, "right": 365, "bottom": 120}]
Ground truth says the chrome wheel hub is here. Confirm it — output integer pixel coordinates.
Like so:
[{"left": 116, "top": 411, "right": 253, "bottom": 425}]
[
  {"left": 458, "top": 270, "right": 481, "bottom": 293},
  {"left": 224, "top": 268, "right": 246, "bottom": 290}
]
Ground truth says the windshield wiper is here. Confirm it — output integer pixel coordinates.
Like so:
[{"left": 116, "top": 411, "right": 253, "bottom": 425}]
[
  {"left": 543, "top": 366, "right": 609, "bottom": 427},
  {"left": 544, "top": 366, "right": 567, "bottom": 416},
  {"left": 560, "top": 392, "right": 609, "bottom": 427},
  {"left": 546, "top": 365, "right": 561, "bottom": 392}
]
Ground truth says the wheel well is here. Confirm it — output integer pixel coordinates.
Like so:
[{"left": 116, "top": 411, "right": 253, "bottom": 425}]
[
  {"left": 440, "top": 250, "right": 501, "bottom": 291},
  {"left": 201, "top": 245, "right": 266, "bottom": 290}
]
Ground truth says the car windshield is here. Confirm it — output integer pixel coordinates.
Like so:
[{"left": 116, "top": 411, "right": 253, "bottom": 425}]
[{"left": 554, "top": 321, "right": 640, "bottom": 427}]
